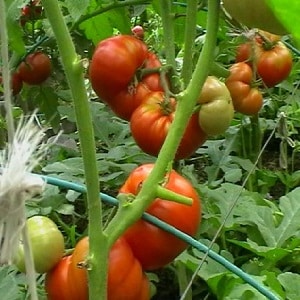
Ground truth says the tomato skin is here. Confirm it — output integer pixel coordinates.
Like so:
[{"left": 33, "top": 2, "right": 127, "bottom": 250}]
[
  {"left": 130, "top": 91, "right": 206, "bottom": 160},
  {"left": 45, "top": 256, "right": 74, "bottom": 300},
  {"left": 18, "top": 51, "right": 51, "bottom": 85},
  {"left": 236, "top": 40, "right": 293, "bottom": 87},
  {"left": 108, "top": 82, "right": 151, "bottom": 121},
  {"left": 89, "top": 35, "right": 148, "bottom": 101},
  {"left": 14, "top": 216, "right": 65, "bottom": 274},
  {"left": 226, "top": 62, "right": 263, "bottom": 115},
  {"left": 222, "top": 0, "right": 288, "bottom": 35},
  {"left": 68, "top": 236, "right": 150, "bottom": 300},
  {"left": 119, "top": 163, "right": 201, "bottom": 270}
]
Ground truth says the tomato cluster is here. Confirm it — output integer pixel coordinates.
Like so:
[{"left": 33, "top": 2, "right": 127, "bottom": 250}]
[
  {"left": 225, "top": 31, "right": 293, "bottom": 115},
  {"left": 42, "top": 163, "right": 201, "bottom": 299},
  {"left": 89, "top": 34, "right": 214, "bottom": 159}
]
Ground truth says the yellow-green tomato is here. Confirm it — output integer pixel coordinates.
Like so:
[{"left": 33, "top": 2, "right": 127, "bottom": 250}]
[
  {"left": 222, "top": 0, "right": 288, "bottom": 35},
  {"left": 199, "top": 99, "right": 234, "bottom": 136},
  {"left": 14, "top": 216, "right": 65, "bottom": 274},
  {"left": 198, "top": 76, "right": 234, "bottom": 136}
]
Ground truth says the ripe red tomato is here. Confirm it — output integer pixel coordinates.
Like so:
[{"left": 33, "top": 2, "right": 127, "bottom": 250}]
[
  {"left": 0, "top": 72, "right": 23, "bottom": 96},
  {"left": 225, "top": 62, "right": 263, "bottom": 115},
  {"left": 130, "top": 91, "right": 207, "bottom": 160},
  {"left": 68, "top": 236, "right": 150, "bottom": 300},
  {"left": 119, "top": 163, "right": 201, "bottom": 270},
  {"left": 45, "top": 255, "right": 74, "bottom": 300},
  {"left": 236, "top": 40, "right": 293, "bottom": 87},
  {"left": 18, "top": 51, "right": 51, "bottom": 85},
  {"left": 89, "top": 35, "right": 148, "bottom": 101}
]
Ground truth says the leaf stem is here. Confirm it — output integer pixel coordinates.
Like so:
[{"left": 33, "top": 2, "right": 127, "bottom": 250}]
[{"left": 41, "top": 1, "right": 107, "bottom": 299}]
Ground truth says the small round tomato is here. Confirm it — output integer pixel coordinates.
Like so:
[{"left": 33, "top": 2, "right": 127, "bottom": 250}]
[
  {"left": 45, "top": 255, "right": 74, "bottom": 300},
  {"left": 18, "top": 51, "right": 51, "bottom": 85},
  {"left": 222, "top": 0, "right": 288, "bottom": 35},
  {"left": 119, "top": 163, "right": 201, "bottom": 270},
  {"left": 198, "top": 76, "right": 234, "bottom": 135},
  {"left": 20, "top": 0, "right": 43, "bottom": 26},
  {"left": 130, "top": 91, "right": 207, "bottom": 160},
  {"left": 236, "top": 40, "right": 293, "bottom": 87},
  {"left": 225, "top": 62, "right": 263, "bottom": 115},
  {"left": 0, "top": 72, "right": 23, "bottom": 96},
  {"left": 14, "top": 216, "right": 65, "bottom": 274},
  {"left": 89, "top": 35, "right": 148, "bottom": 101},
  {"left": 131, "top": 25, "right": 144, "bottom": 40},
  {"left": 68, "top": 236, "right": 150, "bottom": 300}
]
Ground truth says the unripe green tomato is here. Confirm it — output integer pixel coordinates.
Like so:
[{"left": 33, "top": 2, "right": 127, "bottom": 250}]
[
  {"left": 14, "top": 216, "right": 65, "bottom": 274},
  {"left": 198, "top": 76, "right": 234, "bottom": 136},
  {"left": 199, "top": 99, "right": 234, "bottom": 136},
  {"left": 222, "top": 0, "right": 288, "bottom": 35}
]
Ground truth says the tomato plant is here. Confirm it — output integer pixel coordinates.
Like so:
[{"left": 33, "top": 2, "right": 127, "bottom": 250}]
[
  {"left": 225, "top": 62, "right": 263, "bottom": 115},
  {"left": 222, "top": 0, "right": 288, "bottom": 35},
  {"left": 45, "top": 255, "right": 74, "bottom": 300},
  {"left": 14, "top": 216, "right": 65, "bottom": 274},
  {"left": 18, "top": 51, "right": 51, "bottom": 85},
  {"left": 68, "top": 236, "right": 150, "bottom": 300},
  {"left": 89, "top": 35, "right": 148, "bottom": 102},
  {"left": 198, "top": 76, "right": 234, "bottom": 135},
  {"left": 20, "top": 0, "right": 43, "bottom": 26},
  {"left": 130, "top": 91, "right": 207, "bottom": 160},
  {"left": 119, "top": 163, "right": 201, "bottom": 270},
  {"left": 236, "top": 39, "right": 293, "bottom": 87}
]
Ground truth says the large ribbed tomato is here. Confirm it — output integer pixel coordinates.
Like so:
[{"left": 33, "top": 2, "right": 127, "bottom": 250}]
[
  {"left": 130, "top": 91, "right": 206, "bottom": 160},
  {"left": 89, "top": 35, "right": 148, "bottom": 101},
  {"left": 236, "top": 38, "right": 293, "bottom": 87},
  {"left": 67, "top": 236, "right": 150, "bottom": 300},
  {"left": 119, "top": 163, "right": 201, "bottom": 270}
]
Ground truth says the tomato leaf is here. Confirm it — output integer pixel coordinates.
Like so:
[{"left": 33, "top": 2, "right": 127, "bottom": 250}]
[
  {"left": 64, "top": 0, "right": 90, "bottom": 22},
  {"left": 266, "top": 0, "right": 300, "bottom": 45},
  {"left": 0, "top": 266, "right": 19, "bottom": 300},
  {"left": 277, "top": 272, "right": 300, "bottom": 300}
]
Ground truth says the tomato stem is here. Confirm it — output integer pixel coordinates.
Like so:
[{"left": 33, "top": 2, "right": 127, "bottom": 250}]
[
  {"left": 41, "top": 1, "right": 108, "bottom": 299},
  {"left": 181, "top": 0, "right": 198, "bottom": 87},
  {"left": 156, "top": 185, "right": 193, "bottom": 205}
]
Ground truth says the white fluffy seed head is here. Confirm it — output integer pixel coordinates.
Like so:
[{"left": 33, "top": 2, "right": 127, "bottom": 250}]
[{"left": 0, "top": 113, "right": 47, "bottom": 265}]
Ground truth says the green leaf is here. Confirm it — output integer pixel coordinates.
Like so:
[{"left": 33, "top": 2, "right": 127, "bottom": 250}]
[
  {"left": 266, "top": 0, "right": 300, "bottom": 45},
  {"left": 64, "top": 0, "right": 90, "bottom": 22},
  {"left": 6, "top": 0, "right": 26, "bottom": 55},
  {"left": 0, "top": 266, "right": 19, "bottom": 300},
  {"left": 277, "top": 272, "right": 300, "bottom": 300}
]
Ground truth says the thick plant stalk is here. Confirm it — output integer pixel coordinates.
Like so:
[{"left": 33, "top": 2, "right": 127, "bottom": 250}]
[
  {"left": 41, "top": 1, "right": 108, "bottom": 299},
  {"left": 105, "top": 0, "right": 220, "bottom": 247}
]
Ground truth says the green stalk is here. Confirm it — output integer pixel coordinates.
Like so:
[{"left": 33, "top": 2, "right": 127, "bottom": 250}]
[
  {"left": 159, "top": 0, "right": 176, "bottom": 71},
  {"left": 41, "top": 1, "right": 107, "bottom": 299},
  {"left": 181, "top": 0, "right": 198, "bottom": 87},
  {"left": 105, "top": 0, "right": 220, "bottom": 247}
]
